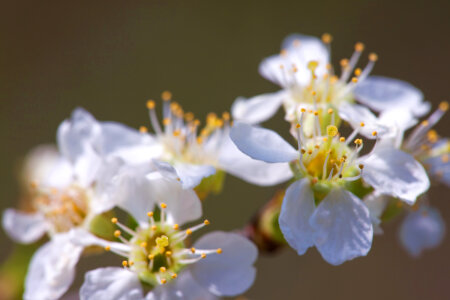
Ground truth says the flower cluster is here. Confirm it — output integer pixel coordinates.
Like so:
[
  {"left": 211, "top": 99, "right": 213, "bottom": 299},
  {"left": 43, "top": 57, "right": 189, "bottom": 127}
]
[{"left": 2, "top": 32, "right": 449, "bottom": 300}]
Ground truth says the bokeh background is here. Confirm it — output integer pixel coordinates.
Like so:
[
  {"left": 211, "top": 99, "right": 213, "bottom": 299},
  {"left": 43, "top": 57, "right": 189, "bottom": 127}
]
[{"left": 1, "top": 0, "right": 450, "bottom": 299}]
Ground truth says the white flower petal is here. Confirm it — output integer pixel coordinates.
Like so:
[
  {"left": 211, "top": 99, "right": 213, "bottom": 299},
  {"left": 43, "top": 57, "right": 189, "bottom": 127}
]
[
  {"left": 2, "top": 209, "right": 47, "bottom": 244},
  {"left": 21, "top": 145, "right": 60, "bottom": 187},
  {"left": 399, "top": 206, "right": 445, "bottom": 257},
  {"left": 230, "top": 122, "right": 298, "bottom": 163},
  {"left": 191, "top": 231, "right": 257, "bottom": 297},
  {"left": 363, "top": 193, "right": 390, "bottom": 235},
  {"left": 24, "top": 233, "right": 84, "bottom": 300},
  {"left": 279, "top": 179, "right": 315, "bottom": 255},
  {"left": 146, "top": 271, "right": 218, "bottom": 300},
  {"left": 231, "top": 91, "right": 286, "bottom": 124},
  {"left": 173, "top": 163, "right": 217, "bottom": 189},
  {"left": 360, "top": 147, "right": 430, "bottom": 204},
  {"left": 57, "top": 108, "right": 100, "bottom": 164},
  {"left": 80, "top": 267, "right": 144, "bottom": 300},
  {"left": 354, "top": 76, "right": 428, "bottom": 116},
  {"left": 117, "top": 172, "right": 202, "bottom": 226},
  {"left": 338, "top": 102, "right": 390, "bottom": 139},
  {"left": 259, "top": 34, "right": 329, "bottom": 87},
  {"left": 310, "top": 189, "right": 373, "bottom": 266},
  {"left": 219, "top": 135, "right": 292, "bottom": 186}
]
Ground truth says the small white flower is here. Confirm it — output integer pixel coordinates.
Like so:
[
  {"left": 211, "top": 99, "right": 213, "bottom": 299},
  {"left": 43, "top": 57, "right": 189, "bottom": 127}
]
[
  {"left": 77, "top": 198, "right": 258, "bottom": 300},
  {"left": 230, "top": 116, "right": 429, "bottom": 264},
  {"left": 87, "top": 93, "right": 291, "bottom": 190},
  {"left": 231, "top": 33, "right": 428, "bottom": 128},
  {"left": 399, "top": 206, "right": 445, "bottom": 257}
]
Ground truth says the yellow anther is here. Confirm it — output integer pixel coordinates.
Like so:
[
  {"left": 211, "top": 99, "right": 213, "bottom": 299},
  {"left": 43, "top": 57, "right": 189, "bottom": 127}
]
[
  {"left": 354, "top": 68, "right": 362, "bottom": 76},
  {"left": 148, "top": 254, "right": 155, "bottom": 260},
  {"left": 186, "top": 229, "right": 193, "bottom": 235},
  {"left": 129, "top": 261, "right": 134, "bottom": 266},
  {"left": 311, "top": 90, "right": 317, "bottom": 96},
  {"left": 171, "top": 273, "right": 178, "bottom": 279},
  {"left": 173, "top": 130, "right": 181, "bottom": 137},
  {"left": 359, "top": 164, "right": 364, "bottom": 169},
  {"left": 191, "top": 247, "right": 196, "bottom": 253},
  {"left": 360, "top": 122, "right": 365, "bottom": 127},
  {"left": 322, "top": 137, "right": 328, "bottom": 142},
  {"left": 311, "top": 178, "right": 318, "bottom": 185},
  {"left": 307, "top": 149, "right": 313, "bottom": 155},
  {"left": 122, "top": 260, "right": 128, "bottom": 267},
  {"left": 279, "top": 64, "right": 284, "bottom": 70},
  {"left": 173, "top": 224, "right": 179, "bottom": 230},
  {"left": 421, "top": 120, "right": 429, "bottom": 127},
  {"left": 156, "top": 235, "right": 169, "bottom": 248},
  {"left": 439, "top": 101, "right": 449, "bottom": 112},
  {"left": 147, "top": 211, "right": 154, "bottom": 217},
  {"left": 201, "top": 253, "right": 207, "bottom": 259},
  {"left": 280, "top": 49, "right": 288, "bottom": 57},
  {"left": 140, "top": 242, "right": 147, "bottom": 248},
  {"left": 322, "top": 33, "right": 332, "bottom": 44},
  {"left": 151, "top": 225, "right": 157, "bottom": 231},
  {"left": 327, "top": 108, "right": 334, "bottom": 114},
  {"left": 139, "top": 126, "right": 148, "bottom": 133},
  {"left": 165, "top": 251, "right": 172, "bottom": 257},
  {"left": 114, "top": 230, "right": 121, "bottom": 237},
  {"left": 204, "top": 220, "right": 210, "bottom": 225},
  {"left": 196, "top": 137, "right": 203, "bottom": 144},
  {"left": 184, "top": 112, "right": 194, "bottom": 122},
  {"left": 163, "top": 118, "right": 171, "bottom": 126},
  {"left": 314, "top": 144, "right": 320, "bottom": 149},
  {"left": 30, "top": 181, "right": 38, "bottom": 189},
  {"left": 160, "top": 267, "right": 167, "bottom": 273},
  {"left": 146, "top": 100, "right": 155, "bottom": 109},
  {"left": 222, "top": 112, "right": 230, "bottom": 121},
  {"left": 354, "top": 139, "right": 363, "bottom": 145},
  {"left": 340, "top": 58, "right": 349, "bottom": 68},
  {"left": 313, "top": 111, "right": 319, "bottom": 116},
  {"left": 327, "top": 125, "right": 338, "bottom": 137},
  {"left": 161, "top": 278, "right": 167, "bottom": 284},
  {"left": 300, "top": 108, "right": 306, "bottom": 113},
  {"left": 160, "top": 203, "right": 167, "bottom": 209},
  {"left": 296, "top": 123, "right": 301, "bottom": 128},
  {"left": 442, "top": 155, "right": 449, "bottom": 163},
  {"left": 307, "top": 60, "right": 319, "bottom": 71},
  {"left": 372, "top": 131, "right": 378, "bottom": 136},
  {"left": 111, "top": 218, "right": 118, "bottom": 224},
  {"left": 292, "top": 66, "right": 298, "bottom": 73},
  {"left": 216, "top": 248, "right": 223, "bottom": 254},
  {"left": 339, "top": 137, "right": 346, "bottom": 142},
  {"left": 105, "top": 246, "right": 111, "bottom": 251},
  {"left": 161, "top": 91, "right": 172, "bottom": 101},
  {"left": 351, "top": 77, "right": 358, "bottom": 83},
  {"left": 369, "top": 53, "right": 378, "bottom": 61},
  {"left": 355, "top": 42, "right": 365, "bottom": 52}
]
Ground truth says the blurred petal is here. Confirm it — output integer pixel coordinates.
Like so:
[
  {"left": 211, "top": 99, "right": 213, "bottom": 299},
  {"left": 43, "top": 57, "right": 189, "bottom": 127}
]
[
  {"left": 399, "top": 206, "right": 445, "bottom": 257},
  {"left": 219, "top": 135, "right": 292, "bottom": 186},
  {"left": 363, "top": 193, "right": 389, "bottom": 235},
  {"left": 146, "top": 271, "right": 217, "bottom": 300},
  {"left": 191, "top": 231, "right": 257, "bottom": 297},
  {"left": 231, "top": 91, "right": 286, "bottom": 124},
  {"left": 173, "top": 163, "right": 216, "bottom": 189},
  {"left": 2, "top": 209, "right": 47, "bottom": 244},
  {"left": 354, "top": 76, "right": 428, "bottom": 116},
  {"left": 230, "top": 122, "right": 298, "bottom": 163},
  {"left": 360, "top": 147, "right": 430, "bottom": 204},
  {"left": 279, "top": 179, "right": 315, "bottom": 255},
  {"left": 310, "top": 189, "right": 373, "bottom": 266},
  {"left": 24, "top": 233, "right": 83, "bottom": 300},
  {"left": 80, "top": 267, "right": 144, "bottom": 300},
  {"left": 338, "top": 102, "right": 390, "bottom": 139},
  {"left": 259, "top": 34, "right": 329, "bottom": 87}
]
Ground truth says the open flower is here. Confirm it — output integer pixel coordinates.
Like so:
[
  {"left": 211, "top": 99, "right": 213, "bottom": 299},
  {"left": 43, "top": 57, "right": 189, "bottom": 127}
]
[
  {"left": 2, "top": 122, "right": 114, "bottom": 299},
  {"left": 77, "top": 198, "right": 258, "bottom": 300},
  {"left": 231, "top": 33, "right": 429, "bottom": 130},
  {"left": 80, "top": 93, "right": 291, "bottom": 192},
  {"left": 230, "top": 113, "right": 429, "bottom": 264}
]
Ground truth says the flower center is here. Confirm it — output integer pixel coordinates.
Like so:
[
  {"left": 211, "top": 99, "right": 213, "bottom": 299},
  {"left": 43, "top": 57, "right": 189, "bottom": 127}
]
[
  {"left": 32, "top": 184, "right": 89, "bottom": 233},
  {"left": 107, "top": 203, "right": 222, "bottom": 287},
  {"left": 141, "top": 92, "right": 230, "bottom": 166}
]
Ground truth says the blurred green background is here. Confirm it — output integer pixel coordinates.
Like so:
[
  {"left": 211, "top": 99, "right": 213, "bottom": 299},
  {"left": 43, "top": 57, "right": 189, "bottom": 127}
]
[{"left": 1, "top": 0, "right": 450, "bottom": 299}]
